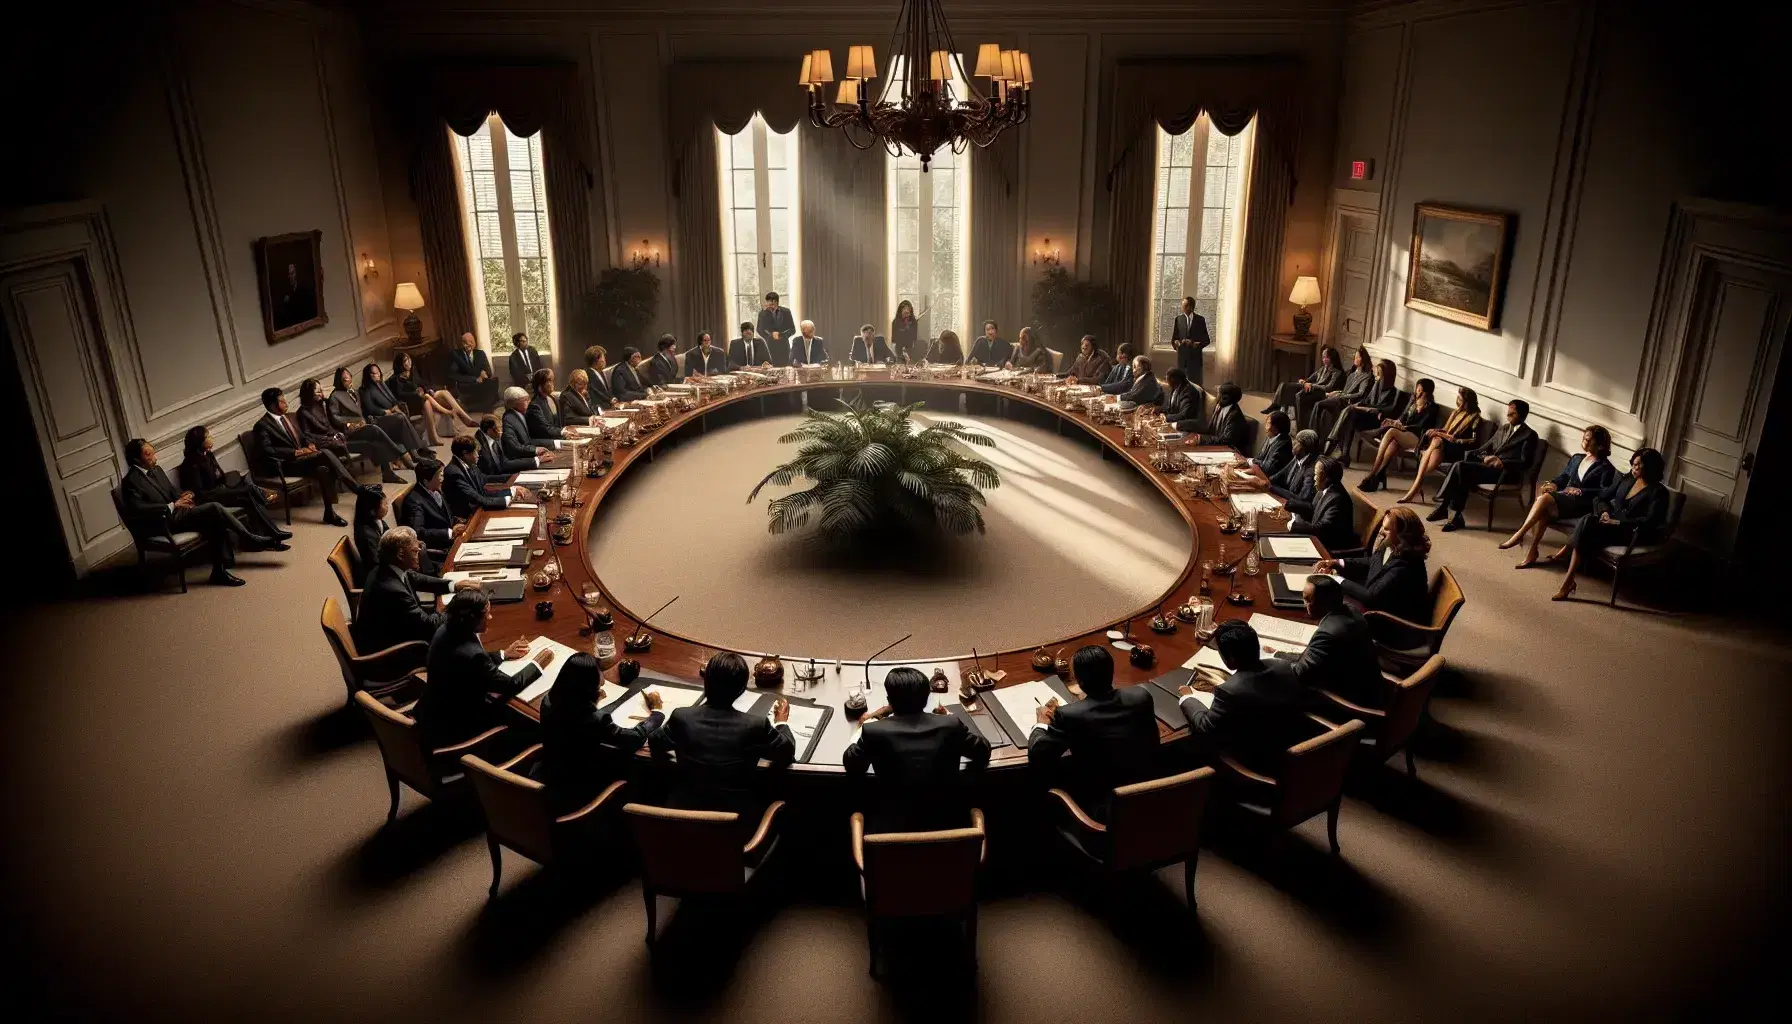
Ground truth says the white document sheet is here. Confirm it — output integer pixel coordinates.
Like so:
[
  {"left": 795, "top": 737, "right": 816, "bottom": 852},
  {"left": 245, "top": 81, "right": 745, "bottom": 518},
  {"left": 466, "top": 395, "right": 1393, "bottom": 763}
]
[
  {"left": 1184, "top": 451, "right": 1239, "bottom": 465},
  {"left": 1264, "top": 536, "right": 1322, "bottom": 560},
  {"left": 599, "top": 416, "right": 631, "bottom": 431},
  {"left": 479, "top": 516, "right": 535, "bottom": 539},
  {"left": 989, "top": 679, "right": 1073, "bottom": 734},
  {"left": 452, "top": 541, "right": 520, "bottom": 565},
  {"left": 733, "top": 691, "right": 764, "bottom": 712},
  {"left": 773, "top": 702, "right": 829, "bottom": 746},
  {"left": 501, "top": 636, "right": 582, "bottom": 704},
  {"left": 1276, "top": 571, "right": 1340, "bottom": 597},
  {"left": 609, "top": 684, "right": 704, "bottom": 723},
  {"left": 1250, "top": 613, "right": 1318, "bottom": 647},
  {"left": 515, "top": 469, "right": 571, "bottom": 487},
  {"left": 1230, "top": 492, "right": 1283, "bottom": 514}
]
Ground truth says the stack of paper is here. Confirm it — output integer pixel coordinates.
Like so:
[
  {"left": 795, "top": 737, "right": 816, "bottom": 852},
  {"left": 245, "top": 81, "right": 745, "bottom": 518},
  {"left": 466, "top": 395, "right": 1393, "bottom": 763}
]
[
  {"left": 1251, "top": 613, "right": 1318, "bottom": 647},
  {"left": 452, "top": 540, "right": 521, "bottom": 565},
  {"left": 609, "top": 684, "right": 704, "bottom": 723},
  {"left": 599, "top": 416, "right": 631, "bottom": 431},
  {"left": 989, "top": 679, "right": 1073, "bottom": 735},
  {"left": 1185, "top": 450, "right": 1238, "bottom": 465},
  {"left": 1230, "top": 491, "right": 1283, "bottom": 514},
  {"left": 501, "top": 636, "right": 582, "bottom": 703},
  {"left": 515, "top": 469, "right": 570, "bottom": 487},
  {"left": 443, "top": 567, "right": 522, "bottom": 585},
  {"left": 1264, "top": 535, "right": 1322, "bottom": 560},
  {"left": 479, "top": 516, "right": 535, "bottom": 540},
  {"left": 1276, "top": 570, "right": 1340, "bottom": 596}
]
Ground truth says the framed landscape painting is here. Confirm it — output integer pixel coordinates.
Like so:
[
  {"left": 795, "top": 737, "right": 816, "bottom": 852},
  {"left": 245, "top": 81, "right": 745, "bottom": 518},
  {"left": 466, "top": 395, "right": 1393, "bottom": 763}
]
[
  {"left": 1404, "top": 204, "right": 1513, "bottom": 330},
  {"left": 254, "top": 230, "right": 328, "bottom": 343}
]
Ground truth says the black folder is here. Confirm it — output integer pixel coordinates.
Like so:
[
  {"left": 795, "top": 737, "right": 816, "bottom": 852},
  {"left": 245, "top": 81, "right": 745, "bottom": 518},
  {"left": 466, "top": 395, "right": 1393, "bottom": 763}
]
[
  {"left": 947, "top": 703, "right": 1012, "bottom": 749},
  {"left": 732, "top": 692, "right": 834, "bottom": 763}
]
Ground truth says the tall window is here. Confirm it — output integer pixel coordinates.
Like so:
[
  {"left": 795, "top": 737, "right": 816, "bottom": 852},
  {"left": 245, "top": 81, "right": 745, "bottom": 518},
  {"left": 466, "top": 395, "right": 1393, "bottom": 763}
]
[
  {"left": 888, "top": 143, "right": 971, "bottom": 340},
  {"left": 453, "top": 114, "right": 555, "bottom": 355},
  {"left": 1147, "top": 115, "right": 1254, "bottom": 353},
  {"left": 718, "top": 115, "right": 801, "bottom": 331}
]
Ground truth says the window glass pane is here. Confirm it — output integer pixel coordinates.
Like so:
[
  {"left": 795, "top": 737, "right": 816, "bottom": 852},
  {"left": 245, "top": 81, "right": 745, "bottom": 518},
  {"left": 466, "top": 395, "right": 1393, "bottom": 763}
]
[
  {"left": 764, "top": 128, "right": 788, "bottom": 169},
  {"left": 730, "top": 170, "right": 755, "bottom": 207},
  {"left": 1204, "top": 171, "right": 1228, "bottom": 209},
  {"left": 466, "top": 126, "right": 493, "bottom": 171},
  {"left": 730, "top": 130, "right": 755, "bottom": 168},
  {"left": 524, "top": 304, "right": 551, "bottom": 346},
  {"left": 520, "top": 259, "right": 546, "bottom": 304},
  {"left": 1197, "top": 255, "right": 1220, "bottom": 299},
  {"left": 932, "top": 169, "right": 954, "bottom": 207},
  {"left": 514, "top": 211, "right": 540, "bottom": 258},
  {"left": 1162, "top": 209, "right": 1188, "bottom": 255},
  {"left": 482, "top": 259, "right": 509, "bottom": 306},
  {"left": 1200, "top": 208, "right": 1224, "bottom": 254},
  {"left": 476, "top": 213, "right": 504, "bottom": 258},
  {"left": 486, "top": 305, "right": 511, "bottom": 344},
  {"left": 897, "top": 169, "right": 920, "bottom": 208},
  {"left": 931, "top": 214, "right": 955, "bottom": 253},
  {"left": 1170, "top": 130, "right": 1194, "bottom": 167},
  {"left": 1167, "top": 168, "right": 1191, "bottom": 207},
  {"left": 733, "top": 209, "right": 758, "bottom": 253},
  {"left": 768, "top": 212, "right": 789, "bottom": 253},
  {"left": 1157, "top": 255, "right": 1184, "bottom": 307},
  {"left": 895, "top": 252, "right": 919, "bottom": 296},
  {"left": 506, "top": 126, "right": 532, "bottom": 170},
  {"left": 770, "top": 254, "right": 790, "bottom": 296},
  {"left": 893, "top": 207, "right": 919, "bottom": 253},
  {"left": 930, "top": 247, "right": 957, "bottom": 295},
  {"left": 511, "top": 169, "right": 536, "bottom": 212},
  {"left": 768, "top": 167, "right": 793, "bottom": 210},
  {"left": 1207, "top": 127, "right": 1233, "bottom": 166},
  {"left": 735, "top": 253, "right": 760, "bottom": 290},
  {"left": 472, "top": 171, "right": 498, "bottom": 212},
  {"left": 736, "top": 295, "right": 758, "bottom": 329}
]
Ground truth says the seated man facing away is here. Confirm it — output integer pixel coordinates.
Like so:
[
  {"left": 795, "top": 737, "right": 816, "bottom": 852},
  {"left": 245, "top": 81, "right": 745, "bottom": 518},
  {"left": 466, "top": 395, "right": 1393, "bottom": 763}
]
[
  {"left": 844, "top": 666, "right": 992, "bottom": 833},
  {"left": 1028, "top": 645, "right": 1161, "bottom": 823},
  {"left": 415, "top": 589, "right": 552, "bottom": 751},
  {"left": 1291, "top": 575, "right": 1385, "bottom": 710},
  {"left": 353, "top": 525, "right": 474, "bottom": 656},
  {"left": 648, "top": 652, "right": 796, "bottom": 819},
  {"left": 119, "top": 437, "right": 279, "bottom": 587},
  {"left": 1179, "top": 619, "right": 1309, "bottom": 774}
]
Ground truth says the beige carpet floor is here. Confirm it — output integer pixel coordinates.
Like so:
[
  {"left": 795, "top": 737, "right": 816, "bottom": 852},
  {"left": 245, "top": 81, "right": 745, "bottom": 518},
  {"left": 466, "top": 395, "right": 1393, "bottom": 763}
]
[
  {"left": 587, "top": 412, "right": 1192, "bottom": 661},
  {"left": 0, "top": 406, "right": 1785, "bottom": 1022}
]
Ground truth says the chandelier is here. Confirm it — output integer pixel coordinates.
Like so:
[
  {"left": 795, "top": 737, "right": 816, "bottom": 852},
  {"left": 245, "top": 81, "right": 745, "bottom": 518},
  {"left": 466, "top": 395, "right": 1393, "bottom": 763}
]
[{"left": 798, "top": 0, "right": 1032, "bottom": 171}]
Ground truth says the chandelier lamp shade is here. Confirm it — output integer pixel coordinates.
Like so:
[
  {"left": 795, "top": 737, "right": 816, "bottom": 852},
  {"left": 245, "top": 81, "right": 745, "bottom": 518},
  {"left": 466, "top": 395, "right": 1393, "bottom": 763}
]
[{"left": 799, "top": 0, "right": 1031, "bottom": 170}]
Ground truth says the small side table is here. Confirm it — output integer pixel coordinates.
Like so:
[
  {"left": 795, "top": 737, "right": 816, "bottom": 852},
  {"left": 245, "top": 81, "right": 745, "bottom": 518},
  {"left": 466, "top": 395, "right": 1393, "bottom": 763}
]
[{"left": 1270, "top": 333, "right": 1314, "bottom": 384}]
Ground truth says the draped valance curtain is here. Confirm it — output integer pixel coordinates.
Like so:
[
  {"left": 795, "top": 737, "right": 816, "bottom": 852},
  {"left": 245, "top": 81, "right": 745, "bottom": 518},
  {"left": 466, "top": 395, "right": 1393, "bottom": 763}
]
[
  {"left": 401, "top": 63, "right": 601, "bottom": 360},
  {"left": 1105, "top": 59, "right": 1304, "bottom": 389}
]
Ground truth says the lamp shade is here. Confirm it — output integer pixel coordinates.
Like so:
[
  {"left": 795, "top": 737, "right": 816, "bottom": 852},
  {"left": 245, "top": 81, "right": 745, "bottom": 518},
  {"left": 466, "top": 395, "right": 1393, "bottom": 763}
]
[
  {"left": 799, "top": 53, "right": 813, "bottom": 86},
  {"left": 1288, "top": 276, "right": 1321, "bottom": 306},
  {"left": 393, "top": 282, "right": 425, "bottom": 310},
  {"left": 836, "top": 79, "right": 860, "bottom": 106},
  {"left": 999, "top": 50, "right": 1019, "bottom": 84},
  {"left": 809, "top": 49, "right": 835, "bottom": 84},
  {"left": 928, "top": 50, "right": 953, "bottom": 81},
  {"left": 845, "top": 45, "right": 877, "bottom": 80},
  {"left": 1017, "top": 51, "right": 1035, "bottom": 86},
  {"left": 974, "top": 43, "right": 1003, "bottom": 78}
]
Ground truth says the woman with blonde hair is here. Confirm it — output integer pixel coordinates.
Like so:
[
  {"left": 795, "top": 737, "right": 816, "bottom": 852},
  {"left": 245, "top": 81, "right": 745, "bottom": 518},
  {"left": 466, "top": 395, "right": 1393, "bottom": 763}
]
[{"left": 1315, "top": 505, "right": 1432, "bottom": 623}]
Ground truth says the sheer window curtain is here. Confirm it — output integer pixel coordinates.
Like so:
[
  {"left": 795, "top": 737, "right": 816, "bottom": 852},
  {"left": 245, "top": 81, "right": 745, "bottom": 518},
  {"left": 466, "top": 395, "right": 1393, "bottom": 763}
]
[
  {"left": 800, "top": 126, "right": 887, "bottom": 346},
  {"left": 971, "top": 135, "right": 1022, "bottom": 348}
]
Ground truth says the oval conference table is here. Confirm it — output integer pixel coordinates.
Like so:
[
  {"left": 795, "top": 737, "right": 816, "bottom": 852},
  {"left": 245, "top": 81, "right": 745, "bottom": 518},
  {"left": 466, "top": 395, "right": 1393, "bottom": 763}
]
[{"left": 441, "top": 369, "right": 1334, "bottom": 778}]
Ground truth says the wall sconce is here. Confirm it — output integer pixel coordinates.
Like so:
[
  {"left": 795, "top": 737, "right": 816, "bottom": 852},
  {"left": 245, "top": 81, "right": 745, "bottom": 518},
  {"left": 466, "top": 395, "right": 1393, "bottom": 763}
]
[
  {"left": 360, "top": 252, "right": 379, "bottom": 281},
  {"left": 629, "top": 239, "right": 662, "bottom": 270},
  {"left": 1031, "top": 238, "right": 1062, "bottom": 267}
]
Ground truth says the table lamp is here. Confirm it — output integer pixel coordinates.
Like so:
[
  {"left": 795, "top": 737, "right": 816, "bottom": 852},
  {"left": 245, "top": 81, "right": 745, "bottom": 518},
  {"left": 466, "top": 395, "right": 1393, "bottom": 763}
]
[
  {"left": 1288, "top": 276, "right": 1321, "bottom": 339},
  {"left": 394, "top": 282, "right": 425, "bottom": 342}
]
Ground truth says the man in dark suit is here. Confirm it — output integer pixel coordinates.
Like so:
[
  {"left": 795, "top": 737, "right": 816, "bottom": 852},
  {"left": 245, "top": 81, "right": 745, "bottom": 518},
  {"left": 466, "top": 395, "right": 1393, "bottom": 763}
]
[
  {"left": 416, "top": 590, "right": 551, "bottom": 750},
  {"left": 445, "top": 436, "right": 530, "bottom": 517},
  {"left": 119, "top": 438, "right": 278, "bottom": 586},
  {"left": 967, "top": 320, "right": 1012, "bottom": 367},
  {"left": 1180, "top": 619, "right": 1308, "bottom": 772},
  {"left": 648, "top": 652, "right": 796, "bottom": 817},
  {"left": 790, "top": 320, "right": 828, "bottom": 366},
  {"left": 507, "top": 333, "right": 544, "bottom": 390},
  {"left": 1171, "top": 296, "right": 1212, "bottom": 386},
  {"left": 448, "top": 332, "right": 499, "bottom": 410},
  {"left": 728, "top": 323, "right": 771, "bottom": 369},
  {"left": 685, "top": 333, "right": 728, "bottom": 376},
  {"left": 523, "top": 374, "right": 566, "bottom": 444},
  {"left": 582, "top": 346, "right": 616, "bottom": 407},
  {"left": 1271, "top": 430, "right": 1321, "bottom": 514},
  {"left": 1429, "top": 399, "right": 1539, "bottom": 532},
  {"left": 847, "top": 324, "right": 893, "bottom": 364},
  {"left": 1028, "top": 645, "right": 1162, "bottom": 823},
  {"left": 609, "top": 347, "right": 648, "bottom": 401},
  {"left": 1115, "top": 355, "right": 1164, "bottom": 407},
  {"left": 844, "top": 666, "right": 991, "bottom": 834},
  {"left": 648, "top": 334, "right": 683, "bottom": 385},
  {"left": 1162, "top": 368, "right": 1205, "bottom": 429},
  {"left": 1253, "top": 410, "right": 1294, "bottom": 479},
  {"left": 252, "top": 386, "right": 356, "bottom": 526},
  {"left": 401, "top": 459, "right": 460, "bottom": 568},
  {"left": 756, "top": 292, "right": 797, "bottom": 364},
  {"left": 353, "top": 525, "right": 472, "bottom": 655},
  {"left": 1099, "top": 345, "right": 1137, "bottom": 394},
  {"left": 1195, "top": 382, "right": 1250, "bottom": 450},
  {"left": 1291, "top": 575, "right": 1385, "bottom": 709},
  {"left": 1289, "top": 457, "right": 1357, "bottom": 553},
  {"left": 477, "top": 416, "right": 546, "bottom": 477},
  {"left": 501, "top": 388, "right": 557, "bottom": 458}
]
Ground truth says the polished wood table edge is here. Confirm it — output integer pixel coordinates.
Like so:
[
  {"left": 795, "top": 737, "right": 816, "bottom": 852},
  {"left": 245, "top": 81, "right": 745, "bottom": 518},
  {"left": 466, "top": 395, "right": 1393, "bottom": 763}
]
[{"left": 439, "top": 372, "right": 1327, "bottom": 772}]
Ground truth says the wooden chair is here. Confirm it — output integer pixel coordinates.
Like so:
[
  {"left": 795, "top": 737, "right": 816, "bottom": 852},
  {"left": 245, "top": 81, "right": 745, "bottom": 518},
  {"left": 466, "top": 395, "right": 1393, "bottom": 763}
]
[
  {"left": 850, "top": 809, "right": 987, "bottom": 977},
  {"left": 1544, "top": 486, "right": 1687, "bottom": 607},
  {"left": 1333, "top": 502, "right": 1388, "bottom": 560},
  {"left": 327, "top": 537, "right": 363, "bottom": 613},
  {"left": 462, "top": 746, "right": 631, "bottom": 898},
  {"left": 353, "top": 690, "right": 509, "bottom": 824},
  {"left": 1214, "top": 716, "right": 1364, "bottom": 855},
  {"left": 1045, "top": 347, "right": 1064, "bottom": 374},
  {"left": 110, "top": 486, "right": 214, "bottom": 593},
  {"left": 1471, "top": 454, "right": 1543, "bottom": 530},
  {"left": 321, "top": 597, "right": 428, "bottom": 704},
  {"left": 1313, "top": 654, "right": 1445, "bottom": 779},
  {"left": 1047, "top": 766, "right": 1216, "bottom": 909},
  {"left": 622, "top": 800, "right": 787, "bottom": 951},
  {"left": 1363, "top": 566, "right": 1464, "bottom": 674},
  {"left": 238, "top": 429, "right": 316, "bottom": 525}
]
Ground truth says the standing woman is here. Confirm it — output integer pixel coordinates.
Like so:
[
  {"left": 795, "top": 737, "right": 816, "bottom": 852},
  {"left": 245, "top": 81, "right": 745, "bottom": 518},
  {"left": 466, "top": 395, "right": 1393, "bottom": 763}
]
[
  {"left": 324, "top": 369, "right": 410, "bottom": 483},
  {"left": 359, "top": 363, "right": 430, "bottom": 455},
  {"left": 1503, "top": 425, "right": 1617, "bottom": 565},
  {"left": 1546, "top": 447, "right": 1671, "bottom": 601},
  {"left": 178, "top": 425, "right": 291, "bottom": 541},
  {"left": 890, "top": 300, "right": 920, "bottom": 364},
  {"left": 391, "top": 351, "right": 478, "bottom": 445},
  {"left": 1011, "top": 326, "right": 1054, "bottom": 373},
  {"left": 1059, "top": 335, "right": 1111, "bottom": 383},
  {"left": 1359, "top": 377, "right": 1441, "bottom": 492},
  {"left": 1396, "top": 387, "right": 1482, "bottom": 504}
]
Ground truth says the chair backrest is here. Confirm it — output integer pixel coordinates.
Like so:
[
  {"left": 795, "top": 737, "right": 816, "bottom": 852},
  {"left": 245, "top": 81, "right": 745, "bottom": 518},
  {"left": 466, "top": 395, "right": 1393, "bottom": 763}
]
[
  {"left": 861, "top": 824, "right": 984, "bottom": 918},
  {"left": 1107, "top": 767, "right": 1216, "bottom": 872},
  {"left": 392, "top": 483, "right": 413, "bottom": 514},
  {"left": 1274, "top": 718, "right": 1365, "bottom": 827},
  {"left": 354, "top": 690, "right": 437, "bottom": 795},
  {"left": 1429, "top": 566, "right": 1466, "bottom": 634},
  {"left": 1046, "top": 347, "right": 1064, "bottom": 373},
  {"left": 622, "top": 803, "right": 748, "bottom": 895},
  {"left": 1358, "top": 505, "right": 1389, "bottom": 550},
  {"left": 321, "top": 597, "right": 363, "bottom": 698},
  {"left": 328, "top": 538, "right": 362, "bottom": 611},
  {"left": 463, "top": 755, "right": 556, "bottom": 864},
  {"left": 110, "top": 486, "right": 149, "bottom": 545},
  {"left": 238, "top": 430, "right": 269, "bottom": 478},
  {"left": 1661, "top": 486, "right": 1688, "bottom": 538},
  {"left": 1380, "top": 654, "right": 1444, "bottom": 755}
]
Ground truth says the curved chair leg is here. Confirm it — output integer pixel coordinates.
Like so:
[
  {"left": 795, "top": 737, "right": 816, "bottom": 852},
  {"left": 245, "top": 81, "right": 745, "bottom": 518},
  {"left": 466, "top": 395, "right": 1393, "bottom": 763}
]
[
  {"left": 486, "top": 835, "right": 503, "bottom": 899},
  {"left": 1609, "top": 560, "right": 1624, "bottom": 607},
  {"left": 1405, "top": 747, "right": 1417, "bottom": 778},
  {"left": 1183, "top": 854, "right": 1199, "bottom": 909},
  {"left": 641, "top": 885, "right": 658, "bottom": 949},
  {"left": 384, "top": 769, "right": 401, "bottom": 824},
  {"left": 1327, "top": 798, "right": 1342, "bottom": 855}
]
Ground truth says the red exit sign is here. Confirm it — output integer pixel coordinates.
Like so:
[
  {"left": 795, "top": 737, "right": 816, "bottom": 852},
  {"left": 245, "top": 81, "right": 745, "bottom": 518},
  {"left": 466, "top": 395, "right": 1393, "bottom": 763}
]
[{"left": 1350, "top": 159, "right": 1375, "bottom": 181}]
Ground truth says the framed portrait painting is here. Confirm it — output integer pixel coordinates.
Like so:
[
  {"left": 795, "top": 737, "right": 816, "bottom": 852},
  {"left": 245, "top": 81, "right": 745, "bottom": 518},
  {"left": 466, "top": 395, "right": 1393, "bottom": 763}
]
[
  {"left": 1404, "top": 204, "right": 1513, "bottom": 331},
  {"left": 254, "top": 230, "right": 328, "bottom": 342}
]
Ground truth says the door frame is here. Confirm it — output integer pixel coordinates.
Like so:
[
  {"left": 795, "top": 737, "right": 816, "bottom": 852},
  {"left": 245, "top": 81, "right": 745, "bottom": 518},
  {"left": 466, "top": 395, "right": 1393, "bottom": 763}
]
[{"left": 1318, "top": 187, "right": 1381, "bottom": 355}]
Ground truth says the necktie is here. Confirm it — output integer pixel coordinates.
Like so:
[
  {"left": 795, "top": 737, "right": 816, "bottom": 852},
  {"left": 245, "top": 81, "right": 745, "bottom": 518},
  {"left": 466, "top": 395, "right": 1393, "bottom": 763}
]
[{"left": 283, "top": 415, "right": 298, "bottom": 444}]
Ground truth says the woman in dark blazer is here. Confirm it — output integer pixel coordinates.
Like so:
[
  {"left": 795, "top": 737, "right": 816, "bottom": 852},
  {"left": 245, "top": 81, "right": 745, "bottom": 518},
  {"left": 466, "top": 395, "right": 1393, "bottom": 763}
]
[
  {"left": 531, "top": 654, "right": 664, "bottom": 814},
  {"left": 1397, "top": 387, "right": 1482, "bottom": 504},
  {"left": 1503, "top": 425, "right": 1617, "bottom": 565},
  {"left": 1317, "top": 505, "right": 1432, "bottom": 624},
  {"left": 324, "top": 368, "right": 409, "bottom": 482},
  {"left": 924, "top": 328, "right": 964, "bottom": 365},
  {"left": 1265, "top": 345, "right": 1345, "bottom": 422},
  {"left": 1545, "top": 448, "right": 1672, "bottom": 601},
  {"left": 1010, "top": 326, "right": 1054, "bottom": 373},
  {"left": 526, "top": 368, "right": 566, "bottom": 441},
  {"left": 296, "top": 377, "right": 379, "bottom": 477},
  {"left": 890, "top": 300, "right": 920, "bottom": 364},
  {"left": 178, "top": 425, "right": 289, "bottom": 540},
  {"left": 359, "top": 363, "right": 429, "bottom": 454},
  {"left": 1359, "top": 377, "right": 1442, "bottom": 492},
  {"left": 351, "top": 485, "right": 393, "bottom": 584},
  {"left": 391, "top": 351, "right": 478, "bottom": 445},
  {"left": 559, "top": 368, "right": 602, "bottom": 427}
]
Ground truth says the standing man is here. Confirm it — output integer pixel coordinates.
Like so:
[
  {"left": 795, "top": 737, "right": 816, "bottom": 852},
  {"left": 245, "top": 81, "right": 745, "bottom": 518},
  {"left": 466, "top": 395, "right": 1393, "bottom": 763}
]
[
  {"left": 757, "top": 292, "right": 797, "bottom": 367},
  {"left": 507, "top": 332, "right": 543, "bottom": 390},
  {"left": 729, "top": 322, "right": 771, "bottom": 369},
  {"left": 1172, "top": 296, "right": 1211, "bottom": 387},
  {"left": 790, "top": 320, "right": 828, "bottom": 367}
]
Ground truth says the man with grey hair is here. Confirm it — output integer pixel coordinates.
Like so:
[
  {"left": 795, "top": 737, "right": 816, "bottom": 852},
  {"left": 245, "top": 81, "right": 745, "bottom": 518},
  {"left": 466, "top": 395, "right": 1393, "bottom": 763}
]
[
  {"left": 790, "top": 319, "right": 827, "bottom": 366},
  {"left": 500, "top": 387, "right": 551, "bottom": 463},
  {"left": 1270, "top": 428, "right": 1322, "bottom": 516},
  {"left": 352, "top": 525, "right": 477, "bottom": 655}
]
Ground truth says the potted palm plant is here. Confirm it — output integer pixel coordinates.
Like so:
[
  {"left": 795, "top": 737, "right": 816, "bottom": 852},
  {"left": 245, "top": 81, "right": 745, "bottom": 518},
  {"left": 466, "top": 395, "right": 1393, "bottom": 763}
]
[{"left": 747, "top": 399, "right": 1000, "bottom": 539}]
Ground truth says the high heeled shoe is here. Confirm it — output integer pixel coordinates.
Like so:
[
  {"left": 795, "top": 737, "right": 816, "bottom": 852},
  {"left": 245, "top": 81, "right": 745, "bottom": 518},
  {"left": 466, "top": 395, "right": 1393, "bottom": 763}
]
[
  {"left": 1551, "top": 579, "right": 1577, "bottom": 601},
  {"left": 1497, "top": 535, "right": 1524, "bottom": 549}
]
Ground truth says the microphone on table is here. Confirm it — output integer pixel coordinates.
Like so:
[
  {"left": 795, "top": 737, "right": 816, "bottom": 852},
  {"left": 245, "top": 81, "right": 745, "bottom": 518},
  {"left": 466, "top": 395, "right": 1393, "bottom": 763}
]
[
  {"left": 851, "top": 633, "right": 912, "bottom": 718},
  {"left": 622, "top": 594, "right": 679, "bottom": 653}
]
